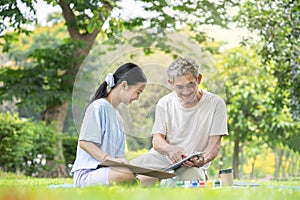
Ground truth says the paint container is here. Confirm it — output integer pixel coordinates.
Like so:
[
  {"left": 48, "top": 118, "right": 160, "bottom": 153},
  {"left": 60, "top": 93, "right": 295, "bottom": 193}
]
[
  {"left": 199, "top": 180, "right": 205, "bottom": 187},
  {"left": 207, "top": 180, "right": 213, "bottom": 187},
  {"left": 214, "top": 180, "right": 221, "bottom": 187},
  {"left": 176, "top": 181, "right": 184, "bottom": 187},
  {"left": 191, "top": 181, "right": 198, "bottom": 187},
  {"left": 184, "top": 181, "right": 190, "bottom": 188}
]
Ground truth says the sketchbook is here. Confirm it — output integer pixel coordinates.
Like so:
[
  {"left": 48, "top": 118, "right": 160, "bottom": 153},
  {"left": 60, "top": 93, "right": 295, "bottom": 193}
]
[
  {"left": 164, "top": 152, "right": 206, "bottom": 172},
  {"left": 101, "top": 159, "right": 176, "bottom": 179}
]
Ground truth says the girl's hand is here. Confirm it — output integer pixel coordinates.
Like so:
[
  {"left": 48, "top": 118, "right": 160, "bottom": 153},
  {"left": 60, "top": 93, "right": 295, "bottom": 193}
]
[
  {"left": 115, "top": 158, "right": 129, "bottom": 164},
  {"left": 106, "top": 157, "right": 128, "bottom": 164}
]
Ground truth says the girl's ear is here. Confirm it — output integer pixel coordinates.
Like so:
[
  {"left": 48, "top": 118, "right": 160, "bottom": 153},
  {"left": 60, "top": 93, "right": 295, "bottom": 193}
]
[{"left": 120, "top": 81, "right": 128, "bottom": 89}]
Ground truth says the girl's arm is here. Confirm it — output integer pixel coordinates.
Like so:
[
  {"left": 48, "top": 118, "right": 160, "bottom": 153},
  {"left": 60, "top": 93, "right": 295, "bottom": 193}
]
[
  {"left": 79, "top": 140, "right": 127, "bottom": 163},
  {"left": 79, "top": 140, "right": 109, "bottom": 162}
]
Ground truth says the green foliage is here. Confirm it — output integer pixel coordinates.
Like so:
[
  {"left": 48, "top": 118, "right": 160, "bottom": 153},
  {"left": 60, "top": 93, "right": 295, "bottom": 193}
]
[
  {"left": 0, "top": 0, "right": 36, "bottom": 33},
  {"left": 0, "top": 0, "right": 35, "bottom": 51},
  {"left": 238, "top": 0, "right": 300, "bottom": 120},
  {"left": 1, "top": 0, "right": 240, "bottom": 49},
  {"left": 8, "top": 23, "right": 68, "bottom": 66},
  {"left": 0, "top": 112, "right": 57, "bottom": 176},
  {"left": 217, "top": 47, "right": 300, "bottom": 179},
  {"left": 218, "top": 47, "right": 269, "bottom": 142},
  {"left": 62, "top": 134, "right": 78, "bottom": 170},
  {"left": 285, "top": 122, "right": 300, "bottom": 153},
  {"left": 218, "top": 47, "right": 297, "bottom": 147},
  {"left": 0, "top": 39, "right": 84, "bottom": 112}
]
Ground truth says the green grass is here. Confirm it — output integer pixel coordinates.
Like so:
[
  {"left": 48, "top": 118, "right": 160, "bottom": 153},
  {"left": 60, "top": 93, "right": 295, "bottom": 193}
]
[{"left": 0, "top": 172, "right": 299, "bottom": 200}]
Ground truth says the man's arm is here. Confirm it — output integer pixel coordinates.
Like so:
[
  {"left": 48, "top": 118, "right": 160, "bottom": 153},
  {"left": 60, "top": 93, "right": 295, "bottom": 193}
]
[
  {"left": 203, "top": 135, "right": 222, "bottom": 163},
  {"left": 183, "top": 135, "right": 222, "bottom": 168},
  {"left": 152, "top": 133, "right": 186, "bottom": 163}
]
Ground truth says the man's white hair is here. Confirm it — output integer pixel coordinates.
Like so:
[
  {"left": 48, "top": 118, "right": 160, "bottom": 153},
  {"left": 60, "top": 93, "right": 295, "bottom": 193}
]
[{"left": 167, "top": 57, "right": 200, "bottom": 82}]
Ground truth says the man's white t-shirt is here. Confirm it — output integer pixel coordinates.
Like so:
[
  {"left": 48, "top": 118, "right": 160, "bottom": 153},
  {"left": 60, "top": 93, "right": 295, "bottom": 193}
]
[{"left": 152, "top": 90, "right": 228, "bottom": 155}]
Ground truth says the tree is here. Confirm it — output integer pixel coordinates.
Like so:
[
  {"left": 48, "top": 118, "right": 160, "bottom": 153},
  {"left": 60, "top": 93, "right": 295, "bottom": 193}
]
[
  {"left": 218, "top": 47, "right": 284, "bottom": 178},
  {"left": 0, "top": 0, "right": 238, "bottom": 177},
  {"left": 238, "top": 0, "right": 300, "bottom": 121},
  {"left": 218, "top": 46, "right": 299, "bottom": 179},
  {"left": 238, "top": 0, "right": 300, "bottom": 178},
  {"left": 217, "top": 47, "right": 266, "bottom": 178}
]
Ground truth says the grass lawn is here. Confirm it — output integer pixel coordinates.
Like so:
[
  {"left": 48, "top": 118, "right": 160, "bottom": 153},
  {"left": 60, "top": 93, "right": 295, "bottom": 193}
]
[{"left": 0, "top": 172, "right": 299, "bottom": 200}]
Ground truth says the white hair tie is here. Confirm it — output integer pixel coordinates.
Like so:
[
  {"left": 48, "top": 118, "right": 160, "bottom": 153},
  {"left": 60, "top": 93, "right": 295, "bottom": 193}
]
[{"left": 105, "top": 73, "right": 115, "bottom": 88}]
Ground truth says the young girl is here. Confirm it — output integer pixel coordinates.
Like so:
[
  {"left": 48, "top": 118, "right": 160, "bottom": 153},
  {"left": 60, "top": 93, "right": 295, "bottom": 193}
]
[{"left": 71, "top": 63, "right": 147, "bottom": 187}]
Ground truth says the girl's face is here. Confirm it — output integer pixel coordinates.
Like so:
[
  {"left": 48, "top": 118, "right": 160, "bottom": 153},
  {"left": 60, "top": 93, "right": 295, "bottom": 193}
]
[{"left": 121, "top": 82, "right": 146, "bottom": 105}]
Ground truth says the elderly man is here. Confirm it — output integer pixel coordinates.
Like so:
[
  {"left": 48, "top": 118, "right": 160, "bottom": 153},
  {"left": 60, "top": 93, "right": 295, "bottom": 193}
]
[{"left": 130, "top": 57, "right": 228, "bottom": 185}]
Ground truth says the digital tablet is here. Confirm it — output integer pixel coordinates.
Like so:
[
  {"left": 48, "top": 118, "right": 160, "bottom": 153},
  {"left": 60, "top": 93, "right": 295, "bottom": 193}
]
[{"left": 164, "top": 151, "right": 205, "bottom": 172}]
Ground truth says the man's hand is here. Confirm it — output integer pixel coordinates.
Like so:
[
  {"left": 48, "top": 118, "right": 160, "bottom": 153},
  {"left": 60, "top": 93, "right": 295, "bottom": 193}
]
[
  {"left": 182, "top": 135, "right": 222, "bottom": 168},
  {"left": 152, "top": 133, "right": 187, "bottom": 163},
  {"left": 165, "top": 145, "right": 186, "bottom": 164},
  {"left": 182, "top": 155, "right": 205, "bottom": 168}
]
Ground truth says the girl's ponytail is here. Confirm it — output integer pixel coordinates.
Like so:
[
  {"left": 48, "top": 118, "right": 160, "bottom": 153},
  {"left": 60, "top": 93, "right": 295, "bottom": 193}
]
[
  {"left": 90, "top": 63, "right": 147, "bottom": 103},
  {"left": 90, "top": 81, "right": 109, "bottom": 102}
]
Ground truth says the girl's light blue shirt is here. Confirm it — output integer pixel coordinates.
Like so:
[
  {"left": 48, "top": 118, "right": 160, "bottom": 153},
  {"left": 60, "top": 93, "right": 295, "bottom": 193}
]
[{"left": 71, "top": 98, "right": 125, "bottom": 174}]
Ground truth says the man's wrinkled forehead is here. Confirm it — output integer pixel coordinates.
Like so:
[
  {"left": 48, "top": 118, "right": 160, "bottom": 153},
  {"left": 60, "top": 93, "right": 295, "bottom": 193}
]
[{"left": 173, "top": 71, "right": 196, "bottom": 84}]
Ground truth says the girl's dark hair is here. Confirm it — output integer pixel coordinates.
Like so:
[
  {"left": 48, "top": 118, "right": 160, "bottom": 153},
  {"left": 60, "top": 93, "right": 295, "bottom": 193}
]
[{"left": 90, "top": 63, "right": 147, "bottom": 102}]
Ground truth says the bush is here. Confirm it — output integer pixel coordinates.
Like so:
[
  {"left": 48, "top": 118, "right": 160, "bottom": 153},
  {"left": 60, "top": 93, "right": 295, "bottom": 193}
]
[
  {"left": 62, "top": 133, "right": 78, "bottom": 171},
  {"left": 0, "top": 112, "right": 57, "bottom": 176}
]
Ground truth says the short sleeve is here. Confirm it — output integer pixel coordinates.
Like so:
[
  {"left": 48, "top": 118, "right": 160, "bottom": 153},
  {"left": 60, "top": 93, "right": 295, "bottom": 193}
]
[
  {"left": 79, "top": 104, "right": 104, "bottom": 144},
  {"left": 152, "top": 103, "right": 168, "bottom": 135},
  {"left": 209, "top": 98, "right": 228, "bottom": 136}
]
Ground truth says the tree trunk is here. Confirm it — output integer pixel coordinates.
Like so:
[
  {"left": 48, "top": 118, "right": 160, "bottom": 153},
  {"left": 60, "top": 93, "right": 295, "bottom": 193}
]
[
  {"left": 288, "top": 152, "right": 295, "bottom": 176},
  {"left": 41, "top": 102, "right": 69, "bottom": 177},
  {"left": 239, "top": 144, "right": 245, "bottom": 178},
  {"left": 273, "top": 148, "right": 284, "bottom": 180},
  {"left": 281, "top": 150, "right": 290, "bottom": 178},
  {"left": 296, "top": 154, "right": 300, "bottom": 176},
  {"left": 250, "top": 157, "right": 256, "bottom": 179},
  {"left": 233, "top": 139, "right": 240, "bottom": 179}
]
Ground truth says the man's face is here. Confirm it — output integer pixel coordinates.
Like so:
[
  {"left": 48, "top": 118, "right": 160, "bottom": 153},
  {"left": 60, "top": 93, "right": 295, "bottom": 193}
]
[{"left": 171, "top": 71, "right": 201, "bottom": 106}]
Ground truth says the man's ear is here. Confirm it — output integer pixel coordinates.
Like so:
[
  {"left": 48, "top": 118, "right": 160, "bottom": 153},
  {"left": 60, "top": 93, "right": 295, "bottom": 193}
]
[
  {"left": 168, "top": 80, "right": 173, "bottom": 86},
  {"left": 197, "top": 74, "right": 202, "bottom": 84}
]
